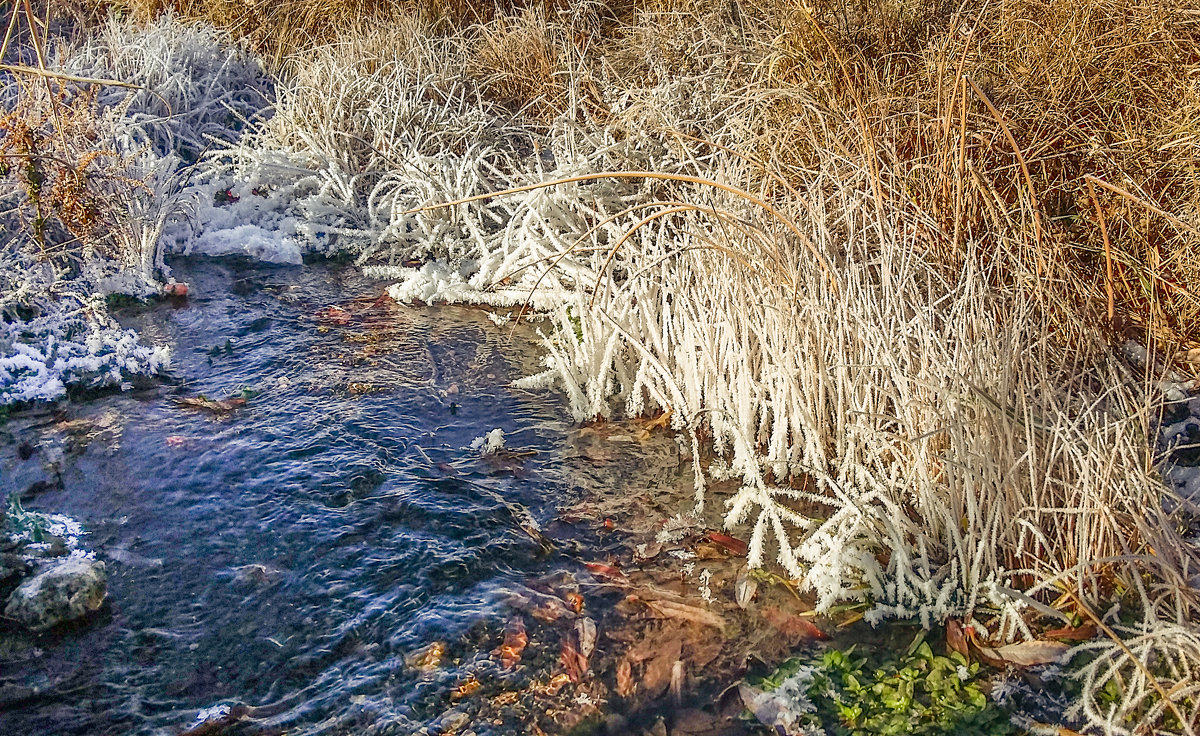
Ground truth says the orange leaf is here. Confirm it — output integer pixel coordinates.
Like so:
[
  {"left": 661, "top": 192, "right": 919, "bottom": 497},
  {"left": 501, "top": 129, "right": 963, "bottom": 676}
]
[
  {"left": 707, "top": 531, "right": 748, "bottom": 556},
  {"left": 584, "top": 562, "right": 628, "bottom": 583},
  {"left": 762, "top": 606, "right": 823, "bottom": 644},
  {"left": 494, "top": 619, "right": 528, "bottom": 669},
  {"left": 616, "top": 657, "right": 635, "bottom": 697}
]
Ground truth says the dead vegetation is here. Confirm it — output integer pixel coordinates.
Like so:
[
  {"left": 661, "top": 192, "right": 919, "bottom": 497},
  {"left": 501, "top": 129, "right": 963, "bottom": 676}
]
[{"left": 16, "top": 0, "right": 1200, "bottom": 732}]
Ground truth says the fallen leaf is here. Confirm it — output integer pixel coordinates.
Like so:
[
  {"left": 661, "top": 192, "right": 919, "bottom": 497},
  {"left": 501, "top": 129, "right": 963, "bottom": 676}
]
[
  {"left": 670, "top": 660, "right": 685, "bottom": 701},
  {"left": 761, "top": 606, "right": 823, "bottom": 644},
  {"left": 564, "top": 591, "right": 585, "bottom": 613},
  {"left": 740, "top": 684, "right": 792, "bottom": 730},
  {"left": 634, "top": 542, "right": 662, "bottom": 561},
  {"left": 314, "top": 306, "right": 353, "bottom": 326},
  {"left": 946, "top": 618, "right": 968, "bottom": 657},
  {"left": 534, "top": 673, "right": 573, "bottom": 696},
  {"left": 406, "top": 641, "right": 446, "bottom": 670},
  {"left": 494, "top": 619, "right": 528, "bottom": 669},
  {"left": 734, "top": 565, "right": 757, "bottom": 609},
  {"left": 584, "top": 562, "right": 628, "bottom": 583},
  {"left": 451, "top": 675, "right": 480, "bottom": 700},
  {"left": 707, "top": 531, "right": 748, "bottom": 556},
  {"left": 640, "top": 597, "right": 726, "bottom": 630},
  {"left": 1043, "top": 624, "right": 1097, "bottom": 642},
  {"left": 635, "top": 409, "right": 673, "bottom": 440},
  {"left": 175, "top": 396, "right": 246, "bottom": 416},
  {"left": 491, "top": 691, "right": 520, "bottom": 706},
  {"left": 967, "top": 629, "right": 1069, "bottom": 668},
  {"left": 576, "top": 617, "right": 598, "bottom": 658},
  {"left": 616, "top": 657, "right": 635, "bottom": 697},
  {"left": 641, "top": 636, "right": 683, "bottom": 698},
  {"left": 560, "top": 640, "right": 589, "bottom": 682}
]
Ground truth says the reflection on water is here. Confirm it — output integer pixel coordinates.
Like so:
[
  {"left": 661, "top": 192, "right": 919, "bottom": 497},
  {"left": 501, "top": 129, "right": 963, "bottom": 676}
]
[{"left": 0, "top": 258, "right": 580, "bottom": 735}]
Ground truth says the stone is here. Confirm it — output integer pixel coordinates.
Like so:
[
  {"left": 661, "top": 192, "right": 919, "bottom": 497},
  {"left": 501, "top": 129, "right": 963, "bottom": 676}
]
[{"left": 4, "top": 558, "right": 107, "bottom": 631}]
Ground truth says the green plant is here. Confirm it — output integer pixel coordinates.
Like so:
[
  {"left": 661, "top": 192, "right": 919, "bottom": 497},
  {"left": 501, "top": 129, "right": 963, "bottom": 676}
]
[
  {"left": 753, "top": 635, "right": 1018, "bottom": 736},
  {"left": 5, "top": 494, "right": 46, "bottom": 544}
]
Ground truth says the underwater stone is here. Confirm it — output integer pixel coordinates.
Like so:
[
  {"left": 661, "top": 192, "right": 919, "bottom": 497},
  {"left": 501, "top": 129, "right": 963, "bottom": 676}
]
[{"left": 4, "top": 558, "right": 107, "bottom": 631}]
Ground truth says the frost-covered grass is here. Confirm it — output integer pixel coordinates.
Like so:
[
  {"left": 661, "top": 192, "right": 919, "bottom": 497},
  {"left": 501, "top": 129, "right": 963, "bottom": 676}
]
[
  {"left": 0, "top": 13, "right": 275, "bottom": 406},
  {"left": 11, "top": 4, "right": 1200, "bottom": 732}
]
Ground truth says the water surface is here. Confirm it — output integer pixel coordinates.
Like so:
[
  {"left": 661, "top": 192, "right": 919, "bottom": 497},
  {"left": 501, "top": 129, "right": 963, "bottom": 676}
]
[{"left": 0, "top": 257, "right": 581, "bottom": 735}]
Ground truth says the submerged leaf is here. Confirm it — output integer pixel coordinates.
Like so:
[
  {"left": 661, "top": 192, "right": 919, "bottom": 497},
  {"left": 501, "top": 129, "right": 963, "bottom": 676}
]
[
  {"left": 707, "top": 531, "right": 748, "bottom": 556},
  {"left": 175, "top": 396, "right": 247, "bottom": 416},
  {"left": 734, "top": 564, "right": 757, "bottom": 609},
  {"left": 494, "top": 619, "right": 528, "bottom": 669},
  {"left": 761, "top": 606, "right": 823, "bottom": 644},
  {"left": 575, "top": 617, "right": 597, "bottom": 658}
]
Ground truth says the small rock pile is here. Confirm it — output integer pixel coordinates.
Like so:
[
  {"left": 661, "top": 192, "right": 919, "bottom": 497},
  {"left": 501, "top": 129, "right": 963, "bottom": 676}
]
[{"left": 0, "top": 503, "right": 106, "bottom": 632}]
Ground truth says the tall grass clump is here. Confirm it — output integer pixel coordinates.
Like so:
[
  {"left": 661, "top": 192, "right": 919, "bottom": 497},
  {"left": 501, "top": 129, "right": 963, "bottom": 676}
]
[
  {"left": 0, "top": 9, "right": 274, "bottom": 403},
  {"left": 82, "top": 0, "right": 1200, "bottom": 731}
]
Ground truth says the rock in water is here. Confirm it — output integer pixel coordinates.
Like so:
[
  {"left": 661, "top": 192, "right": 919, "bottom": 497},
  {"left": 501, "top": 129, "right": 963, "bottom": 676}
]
[{"left": 4, "top": 558, "right": 107, "bottom": 631}]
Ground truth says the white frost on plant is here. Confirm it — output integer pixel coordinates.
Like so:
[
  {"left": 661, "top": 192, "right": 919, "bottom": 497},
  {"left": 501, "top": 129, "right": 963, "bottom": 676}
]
[
  {"left": 656, "top": 512, "right": 702, "bottom": 544},
  {"left": 469, "top": 428, "right": 506, "bottom": 455},
  {"left": 698, "top": 568, "right": 714, "bottom": 603},
  {"left": 740, "top": 668, "right": 818, "bottom": 734},
  {"left": 0, "top": 298, "right": 170, "bottom": 405},
  {"left": 193, "top": 704, "right": 232, "bottom": 724}
]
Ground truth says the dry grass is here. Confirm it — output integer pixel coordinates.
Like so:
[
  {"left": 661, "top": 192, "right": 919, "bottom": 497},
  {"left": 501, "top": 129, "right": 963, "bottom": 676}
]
[{"left": 35, "top": 1, "right": 1200, "bottom": 730}]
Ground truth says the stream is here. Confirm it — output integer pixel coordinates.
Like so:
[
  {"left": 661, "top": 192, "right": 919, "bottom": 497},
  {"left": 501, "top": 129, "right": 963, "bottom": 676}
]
[{"left": 0, "top": 256, "right": 626, "bottom": 735}]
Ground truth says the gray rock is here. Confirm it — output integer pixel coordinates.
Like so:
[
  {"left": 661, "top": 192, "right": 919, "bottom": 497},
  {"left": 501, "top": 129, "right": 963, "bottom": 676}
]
[{"left": 4, "top": 558, "right": 106, "bottom": 631}]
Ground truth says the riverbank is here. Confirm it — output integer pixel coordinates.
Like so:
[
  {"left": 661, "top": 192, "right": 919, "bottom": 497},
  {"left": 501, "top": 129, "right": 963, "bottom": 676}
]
[{"left": 3, "top": 2, "right": 1200, "bottom": 733}]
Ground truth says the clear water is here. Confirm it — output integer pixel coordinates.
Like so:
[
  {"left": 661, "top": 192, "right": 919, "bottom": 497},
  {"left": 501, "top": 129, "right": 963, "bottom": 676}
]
[{"left": 0, "top": 257, "right": 583, "bottom": 735}]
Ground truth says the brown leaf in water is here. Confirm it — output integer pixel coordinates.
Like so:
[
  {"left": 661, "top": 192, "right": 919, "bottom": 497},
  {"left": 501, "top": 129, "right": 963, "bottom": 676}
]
[
  {"left": 616, "top": 657, "right": 636, "bottom": 697},
  {"left": 451, "top": 675, "right": 480, "bottom": 700},
  {"left": 313, "top": 305, "right": 353, "bottom": 326},
  {"left": 640, "top": 597, "right": 726, "bottom": 630},
  {"left": 1043, "top": 624, "right": 1097, "bottom": 642},
  {"left": 707, "top": 532, "right": 748, "bottom": 556},
  {"left": 634, "top": 541, "right": 662, "bottom": 561},
  {"left": 175, "top": 396, "right": 246, "bottom": 416},
  {"left": 560, "top": 639, "right": 589, "bottom": 682},
  {"left": 564, "top": 591, "right": 585, "bottom": 613},
  {"left": 491, "top": 690, "right": 520, "bottom": 707},
  {"left": 494, "top": 619, "right": 528, "bottom": 669},
  {"left": 584, "top": 562, "right": 628, "bottom": 583},
  {"left": 761, "top": 606, "right": 823, "bottom": 644},
  {"left": 533, "top": 673, "right": 573, "bottom": 697},
  {"left": 642, "top": 636, "right": 683, "bottom": 698},
  {"left": 575, "top": 617, "right": 598, "bottom": 658},
  {"left": 734, "top": 565, "right": 757, "bottom": 609},
  {"left": 946, "top": 618, "right": 968, "bottom": 657}
]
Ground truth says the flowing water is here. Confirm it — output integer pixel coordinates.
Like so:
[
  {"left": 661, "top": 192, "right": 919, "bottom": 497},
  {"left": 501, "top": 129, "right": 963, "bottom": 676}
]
[{"left": 0, "top": 257, "right": 606, "bottom": 735}]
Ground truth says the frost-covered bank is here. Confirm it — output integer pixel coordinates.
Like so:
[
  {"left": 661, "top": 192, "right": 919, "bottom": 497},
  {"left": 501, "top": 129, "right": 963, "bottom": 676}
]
[
  {"left": 4, "top": 4, "right": 1200, "bottom": 733},
  {"left": 1, "top": 16, "right": 272, "bottom": 406}
]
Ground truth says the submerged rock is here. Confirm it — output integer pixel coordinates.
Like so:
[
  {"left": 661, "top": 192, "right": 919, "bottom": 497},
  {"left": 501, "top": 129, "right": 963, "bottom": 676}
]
[{"left": 4, "top": 557, "right": 107, "bottom": 631}]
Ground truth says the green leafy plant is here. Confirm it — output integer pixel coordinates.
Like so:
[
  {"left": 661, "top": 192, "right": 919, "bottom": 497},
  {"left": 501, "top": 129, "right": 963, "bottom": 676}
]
[
  {"left": 752, "top": 634, "right": 1018, "bottom": 736},
  {"left": 5, "top": 493, "right": 46, "bottom": 544}
]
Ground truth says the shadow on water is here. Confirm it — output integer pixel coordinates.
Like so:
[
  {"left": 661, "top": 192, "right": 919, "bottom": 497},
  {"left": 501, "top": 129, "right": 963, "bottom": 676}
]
[{"left": 0, "top": 257, "right": 583, "bottom": 735}]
